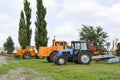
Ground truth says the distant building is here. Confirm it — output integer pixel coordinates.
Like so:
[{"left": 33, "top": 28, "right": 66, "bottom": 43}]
[{"left": 0, "top": 47, "right": 4, "bottom": 53}]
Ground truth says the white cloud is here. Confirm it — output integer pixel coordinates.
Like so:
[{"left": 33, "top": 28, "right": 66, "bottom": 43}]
[
  {"left": 57, "top": 0, "right": 120, "bottom": 24},
  {"left": 57, "top": 1, "right": 120, "bottom": 29},
  {"left": 43, "top": 0, "right": 57, "bottom": 13},
  {"left": 0, "top": 33, "right": 7, "bottom": 46},
  {"left": 48, "top": 23, "right": 79, "bottom": 45},
  {"left": 0, "top": 13, "right": 19, "bottom": 46},
  {"left": 58, "top": 0, "right": 98, "bottom": 18},
  {"left": 110, "top": 4, "right": 120, "bottom": 22}
]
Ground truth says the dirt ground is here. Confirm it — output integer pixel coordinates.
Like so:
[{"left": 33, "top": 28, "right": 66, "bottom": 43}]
[
  {"left": 0, "top": 68, "right": 52, "bottom": 80},
  {"left": 0, "top": 56, "right": 53, "bottom": 80},
  {"left": 0, "top": 56, "right": 8, "bottom": 67}
]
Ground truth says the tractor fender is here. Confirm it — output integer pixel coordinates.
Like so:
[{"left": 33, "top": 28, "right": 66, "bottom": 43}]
[
  {"left": 80, "top": 50, "right": 92, "bottom": 54},
  {"left": 58, "top": 49, "right": 73, "bottom": 56}
]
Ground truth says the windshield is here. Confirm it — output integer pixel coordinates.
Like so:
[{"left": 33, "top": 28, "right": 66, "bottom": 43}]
[
  {"left": 55, "top": 42, "right": 65, "bottom": 46},
  {"left": 81, "top": 43, "right": 87, "bottom": 50},
  {"left": 72, "top": 42, "right": 87, "bottom": 50}
]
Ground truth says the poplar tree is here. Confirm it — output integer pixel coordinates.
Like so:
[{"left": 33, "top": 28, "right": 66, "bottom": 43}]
[
  {"left": 18, "top": 0, "right": 32, "bottom": 49},
  {"left": 35, "top": 0, "right": 48, "bottom": 51},
  {"left": 3, "top": 36, "right": 14, "bottom": 54}
]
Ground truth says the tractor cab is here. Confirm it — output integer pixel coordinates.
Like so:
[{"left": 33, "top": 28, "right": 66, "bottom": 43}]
[
  {"left": 66, "top": 41, "right": 89, "bottom": 56},
  {"left": 71, "top": 41, "right": 88, "bottom": 51},
  {"left": 52, "top": 38, "right": 67, "bottom": 49}
]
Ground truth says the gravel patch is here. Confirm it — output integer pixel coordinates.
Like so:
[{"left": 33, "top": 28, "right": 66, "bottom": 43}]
[
  {"left": 0, "top": 56, "right": 53, "bottom": 80},
  {"left": 0, "top": 56, "right": 8, "bottom": 67},
  {"left": 0, "top": 68, "right": 53, "bottom": 80}
]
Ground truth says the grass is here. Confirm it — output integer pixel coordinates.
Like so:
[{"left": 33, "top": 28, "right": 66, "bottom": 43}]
[{"left": 0, "top": 56, "right": 120, "bottom": 80}]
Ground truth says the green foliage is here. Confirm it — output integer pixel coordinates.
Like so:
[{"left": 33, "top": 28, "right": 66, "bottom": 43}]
[
  {"left": 105, "top": 42, "right": 110, "bottom": 50},
  {"left": 3, "top": 36, "right": 14, "bottom": 53},
  {"left": 35, "top": 0, "right": 48, "bottom": 51},
  {"left": 80, "top": 25, "right": 108, "bottom": 50},
  {"left": 18, "top": 11, "right": 27, "bottom": 49},
  {"left": 24, "top": 0, "right": 32, "bottom": 46},
  {"left": 18, "top": 0, "right": 32, "bottom": 49}
]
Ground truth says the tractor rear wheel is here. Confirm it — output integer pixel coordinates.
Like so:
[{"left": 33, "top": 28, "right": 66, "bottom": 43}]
[
  {"left": 47, "top": 57, "right": 51, "bottom": 62},
  {"left": 54, "top": 56, "right": 66, "bottom": 65},
  {"left": 77, "top": 51, "right": 91, "bottom": 64},
  {"left": 23, "top": 52, "right": 31, "bottom": 59},
  {"left": 50, "top": 52, "right": 58, "bottom": 62}
]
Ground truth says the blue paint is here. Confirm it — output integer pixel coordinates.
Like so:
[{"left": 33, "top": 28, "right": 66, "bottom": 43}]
[
  {"left": 57, "top": 49, "right": 73, "bottom": 56},
  {"left": 107, "top": 57, "right": 120, "bottom": 63}
]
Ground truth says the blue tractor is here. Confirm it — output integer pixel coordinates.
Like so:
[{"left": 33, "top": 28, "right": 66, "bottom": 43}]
[{"left": 54, "top": 41, "right": 92, "bottom": 65}]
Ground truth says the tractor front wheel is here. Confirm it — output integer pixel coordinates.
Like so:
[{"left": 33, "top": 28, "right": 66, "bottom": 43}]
[
  {"left": 54, "top": 56, "right": 66, "bottom": 65},
  {"left": 23, "top": 52, "right": 31, "bottom": 59}
]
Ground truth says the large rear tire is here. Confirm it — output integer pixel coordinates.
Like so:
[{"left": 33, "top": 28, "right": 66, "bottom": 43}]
[
  {"left": 77, "top": 51, "right": 92, "bottom": 64},
  {"left": 54, "top": 56, "right": 66, "bottom": 65},
  {"left": 23, "top": 52, "right": 31, "bottom": 59},
  {"left": 47, "top": 57, "right": 51, "bottom": 62},
  {"left": 50, "top": 52, "right": 58, "bottom": 62}
]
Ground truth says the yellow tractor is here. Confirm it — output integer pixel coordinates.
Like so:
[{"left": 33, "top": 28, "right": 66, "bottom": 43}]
[
  {"left": 15, "top": 46, "right": 36, "bottom": 59},
  {"left": 37, "top": 38, "right": 67, "bottom": 62}
]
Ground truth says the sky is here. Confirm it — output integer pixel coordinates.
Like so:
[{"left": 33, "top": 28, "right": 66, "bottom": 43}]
[{"left": 0, "top": 0, "right": 120, "bottom": 47}]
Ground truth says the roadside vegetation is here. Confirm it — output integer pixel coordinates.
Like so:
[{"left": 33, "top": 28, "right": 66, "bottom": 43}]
[{"left": 0, "top": 56, "right": 120, "bottom": 80}]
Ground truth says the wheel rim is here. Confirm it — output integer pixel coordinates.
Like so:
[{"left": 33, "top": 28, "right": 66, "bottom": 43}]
[
  {"left": 25, "top": 55, "right": 29, "bottom": 58},
  {"left": 58, "top": 58, "right": 65, "bottom": 64},
  {"left": 81, "top": 54, "right": 90, "bottom": 63}
]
